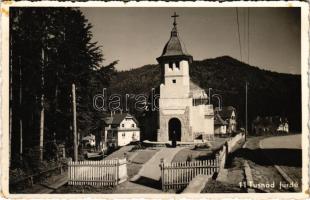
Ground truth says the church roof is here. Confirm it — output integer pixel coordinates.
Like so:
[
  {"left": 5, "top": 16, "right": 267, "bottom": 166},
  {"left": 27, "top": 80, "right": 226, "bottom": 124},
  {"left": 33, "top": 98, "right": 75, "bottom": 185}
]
[
  {"left": 157, "top": 13, "right": 192, "bottom": 62},
  {"left": 161, "top": 27, "right": 190, "bottom": 57},
  {"left": 190, "top": 80, "right": 208, "bottom": 99}
]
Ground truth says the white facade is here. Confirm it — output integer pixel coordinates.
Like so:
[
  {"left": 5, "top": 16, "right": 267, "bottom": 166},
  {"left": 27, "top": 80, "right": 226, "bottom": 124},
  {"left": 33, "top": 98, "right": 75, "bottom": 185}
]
[
  {"left": 157, "top": 59, "right": 214, "bottom": 142},
  {"left": 154, "top": 15, "right": 214, "bottom": 143},
  {"left": 105, "top": 115, "right": 140, "bottom": 147},
  {"left": 277, "top": 123, "right": 289, "bottom": 133}
]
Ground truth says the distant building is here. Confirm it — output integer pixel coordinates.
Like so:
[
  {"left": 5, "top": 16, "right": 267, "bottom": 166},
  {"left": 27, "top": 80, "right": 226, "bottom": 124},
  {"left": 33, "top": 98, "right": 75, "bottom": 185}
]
[
  {"left": 252, "top": 116, "right": 289, "bottom": 134},
  {"left": 103, "top": 113, "right": 140, "bottom": 148},
  {"left": 214, "top": 114, "right": 228, "bottom": 135},
  {"left": 82, "top": 134, "right": 96, "bottom": 147},
  {"left": 215, "top": 106, "right": 237, "bottom": 133}
]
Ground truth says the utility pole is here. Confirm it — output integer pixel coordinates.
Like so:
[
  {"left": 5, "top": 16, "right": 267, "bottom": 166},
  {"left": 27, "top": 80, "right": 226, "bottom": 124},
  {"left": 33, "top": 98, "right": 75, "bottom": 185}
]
[
  {"left": 39, "top": 47, "right": 45, "bottom": 162},
  {"left": 19, "top": 56, "right": 23, "bottom": 159},
  {"left": 72, "top": 83, "right": 78, "bottom": 161},
  {"left": 208, "top": 88, "right": 212, "bottom": 105},
  {"left": 245, "top": 82, "right": 248, "bottom": 141}
]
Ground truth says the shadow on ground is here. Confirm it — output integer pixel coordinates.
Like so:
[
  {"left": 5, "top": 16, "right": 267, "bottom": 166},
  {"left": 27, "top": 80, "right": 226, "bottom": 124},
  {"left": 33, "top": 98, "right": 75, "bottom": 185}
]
[
  {"left": 227, "top": 148, "right": 301, "bottom": 167},
  {"left": 131, "top": 176, "right": 161, "bottom": 190}
]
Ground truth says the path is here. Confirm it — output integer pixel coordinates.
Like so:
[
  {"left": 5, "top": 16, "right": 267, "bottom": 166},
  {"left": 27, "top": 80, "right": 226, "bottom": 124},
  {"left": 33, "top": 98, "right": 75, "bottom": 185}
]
[
  {"left": 134, "top": 147, "right": 184, "bottom": 181},
  {"left": 102, "top": 147, "right": 184, "bottom": 193},
  {"left": 18, "top": 172, "right": 68, "bottom": 193}
]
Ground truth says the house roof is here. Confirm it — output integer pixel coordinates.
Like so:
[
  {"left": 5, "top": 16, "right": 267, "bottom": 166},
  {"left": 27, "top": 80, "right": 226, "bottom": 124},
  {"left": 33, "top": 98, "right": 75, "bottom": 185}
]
[
  {"left": 215, "top": 106, "right": 236, "bottom": 120},
  {"left": 104, "top": 113, "right": 139, "bottom": 126},
  {"left": 214, "top": 114, "right": 228, "bottom": 125}
]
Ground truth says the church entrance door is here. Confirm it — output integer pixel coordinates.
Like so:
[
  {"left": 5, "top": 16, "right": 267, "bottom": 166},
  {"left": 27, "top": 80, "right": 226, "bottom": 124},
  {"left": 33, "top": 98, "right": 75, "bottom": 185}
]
[{"left": 168, "top": 118, "right": 181, "bottom": 147}]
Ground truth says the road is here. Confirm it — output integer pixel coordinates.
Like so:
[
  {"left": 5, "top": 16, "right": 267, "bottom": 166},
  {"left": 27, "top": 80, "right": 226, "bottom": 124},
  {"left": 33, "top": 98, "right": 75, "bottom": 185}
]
[
  {"left": 260, "top": 134, "right": 302, "bottom": 191},
  {"left": 224, "top": 136, "right": 292, "bottom": 192},
  {"left": 260, "top": 134, "right": 301, "bottom": 150}
]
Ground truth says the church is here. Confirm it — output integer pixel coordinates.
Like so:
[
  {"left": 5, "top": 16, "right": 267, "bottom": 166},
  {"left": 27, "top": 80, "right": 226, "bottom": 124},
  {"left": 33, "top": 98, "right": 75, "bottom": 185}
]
[{"left": 145, "top": 13, "right": 214, "bottom": 144}]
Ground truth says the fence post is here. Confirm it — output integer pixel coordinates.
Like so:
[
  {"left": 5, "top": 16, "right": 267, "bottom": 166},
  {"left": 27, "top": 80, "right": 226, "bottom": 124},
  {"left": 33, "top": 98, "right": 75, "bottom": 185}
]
[
  {"left": 160, "top": 158, "right": 165, "bottom": 191},
  {"left": 116, "top": 159, "right": 119, "bottom": 184},
  {"left": 216, "top": 153, "right": 220, "bottom": 172}
]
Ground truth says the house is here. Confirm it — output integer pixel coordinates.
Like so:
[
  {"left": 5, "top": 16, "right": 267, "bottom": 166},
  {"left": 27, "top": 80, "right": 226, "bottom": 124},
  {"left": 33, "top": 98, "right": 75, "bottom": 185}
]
[
  {"left": 214, "top": 114, "right": 228, "bottom": 135},
  {"left": 214, "top": 106, "right": 237, "bottom": 133},
  {"left": 82, "top": 134, "right": 96, "bottom": 147},
  {"left": 252, "top": 116, "right": 289, "bottom": 134},
  {"left": 146, "top": 13, "right": 214, "bottom": 145},
  {"left": 277, "top": 119, "right": 289, "bottom": 132},
  {"left": 103, "top": 113, "right": 140, "bottom": 148}
]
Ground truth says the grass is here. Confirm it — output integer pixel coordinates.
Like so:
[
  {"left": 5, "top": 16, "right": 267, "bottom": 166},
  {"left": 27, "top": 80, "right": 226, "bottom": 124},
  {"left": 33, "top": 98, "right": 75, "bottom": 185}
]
[
  {"left": 202, "top": 180, "right": 246, "bottom": 193},
  {"left": 172, "top": 136, "right": 230, "bottom": 162}
]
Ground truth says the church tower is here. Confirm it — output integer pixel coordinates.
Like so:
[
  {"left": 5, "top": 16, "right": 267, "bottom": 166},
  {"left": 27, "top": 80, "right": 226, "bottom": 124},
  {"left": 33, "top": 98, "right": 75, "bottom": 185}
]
[
  {"left": 157, "top": 12, "right": 193, "bottom": 99},
  {"left": 156, "top": 13, "right": 194, "bottom": 143},
  {"left": 155, "top": 12, "right": 214, "bottom": 144}
]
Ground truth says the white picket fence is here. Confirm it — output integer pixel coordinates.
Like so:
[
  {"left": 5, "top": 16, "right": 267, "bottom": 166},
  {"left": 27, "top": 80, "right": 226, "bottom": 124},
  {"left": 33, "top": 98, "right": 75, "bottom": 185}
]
[
  {"left": 160, "top": 156, "right": 220, "bottom": 191},
  {"left": 68, "top": 158, "right": 127, "bottom": 186},
  {"left": 159, "top": 132, "right": 245, "bottom": 191}
]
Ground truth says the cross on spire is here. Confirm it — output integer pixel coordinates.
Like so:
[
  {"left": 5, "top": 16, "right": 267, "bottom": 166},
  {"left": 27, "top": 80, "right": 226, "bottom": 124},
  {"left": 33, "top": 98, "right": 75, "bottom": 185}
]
[{"left": 171, "top": 12, "right": 179, "bottom": 27}]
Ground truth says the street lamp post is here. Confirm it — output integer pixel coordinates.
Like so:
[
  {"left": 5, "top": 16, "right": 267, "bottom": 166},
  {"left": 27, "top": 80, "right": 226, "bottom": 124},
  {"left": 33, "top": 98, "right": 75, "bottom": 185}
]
[{"left": 208, "top": 88, "right": 212, "bottom": 105}]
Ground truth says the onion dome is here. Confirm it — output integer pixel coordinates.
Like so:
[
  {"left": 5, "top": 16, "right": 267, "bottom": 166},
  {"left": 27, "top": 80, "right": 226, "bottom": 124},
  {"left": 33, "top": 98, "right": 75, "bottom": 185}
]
[{"left": 157, "top": 12, "right": 193, "bottom": 63}]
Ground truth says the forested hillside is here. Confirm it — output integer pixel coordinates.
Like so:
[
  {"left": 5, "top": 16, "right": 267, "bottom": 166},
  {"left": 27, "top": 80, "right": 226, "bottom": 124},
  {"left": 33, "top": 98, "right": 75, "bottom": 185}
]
[{"left": 110, "top": 56, "right": 301, "bottom": 132}]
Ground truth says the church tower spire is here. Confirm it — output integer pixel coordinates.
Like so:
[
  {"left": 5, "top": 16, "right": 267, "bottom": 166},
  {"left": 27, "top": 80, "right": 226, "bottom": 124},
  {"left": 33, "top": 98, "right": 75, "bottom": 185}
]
[
  {"left": 157, "top": 12, "right": 192, "bottom": 64},
  {"left": 157, "top": 12, "right": 192, "bottom": 98},
  {"left": 171, "top": 12, "right": 179, "bottom": 37}
]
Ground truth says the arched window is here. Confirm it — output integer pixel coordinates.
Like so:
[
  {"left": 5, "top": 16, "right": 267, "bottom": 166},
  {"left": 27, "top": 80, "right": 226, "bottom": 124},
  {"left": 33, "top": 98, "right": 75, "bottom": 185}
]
[
  {"left": 169, "top": 62, "right": 173, "bottom": 70},
  {"left": 175, "top": 61, "right": 180, "bottom": 70}
]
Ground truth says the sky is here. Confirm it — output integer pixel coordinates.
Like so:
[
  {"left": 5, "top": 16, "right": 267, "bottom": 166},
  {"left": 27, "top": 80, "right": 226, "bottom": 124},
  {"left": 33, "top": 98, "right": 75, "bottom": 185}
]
[{"left": 81, "top": 7, "right": 301, "bottom": 74}]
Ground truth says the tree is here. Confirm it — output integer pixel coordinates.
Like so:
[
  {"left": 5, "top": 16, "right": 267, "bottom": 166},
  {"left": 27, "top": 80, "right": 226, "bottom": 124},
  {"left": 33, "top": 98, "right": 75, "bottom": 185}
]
[{"left": 10, "top": 7, "right": 117, "bottom": 166}]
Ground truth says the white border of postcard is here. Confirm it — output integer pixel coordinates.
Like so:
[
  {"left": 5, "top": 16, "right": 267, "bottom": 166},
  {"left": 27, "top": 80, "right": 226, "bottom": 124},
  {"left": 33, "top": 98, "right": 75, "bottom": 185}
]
[{"left": 1, "top": 1, "right": 309, "bottom": 199}]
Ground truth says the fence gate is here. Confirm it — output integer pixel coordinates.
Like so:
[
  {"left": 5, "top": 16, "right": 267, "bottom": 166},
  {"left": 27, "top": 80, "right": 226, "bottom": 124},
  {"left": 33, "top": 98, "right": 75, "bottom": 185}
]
[{"left": 68, "top": 158, "right": 127, "bottom": 186}]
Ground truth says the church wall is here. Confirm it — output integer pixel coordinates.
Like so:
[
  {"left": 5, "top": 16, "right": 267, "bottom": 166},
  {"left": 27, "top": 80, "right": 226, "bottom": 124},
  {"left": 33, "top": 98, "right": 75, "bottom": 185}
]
[
  {"left": 161, "top": 61, "right": 190, "bottom": 99},
  {"left": 159, "top": 97, "right": 191, "bottom": 109},
  {"left": 157, "top": 107, "right": 193, "bottom": 142},
  {"left": 190, "top": 104, "right": 214, "bottom": 138}
]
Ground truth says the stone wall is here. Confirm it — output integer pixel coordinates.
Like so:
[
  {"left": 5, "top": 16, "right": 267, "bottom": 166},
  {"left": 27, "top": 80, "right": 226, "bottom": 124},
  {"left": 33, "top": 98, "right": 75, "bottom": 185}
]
[{"left": 157, "top": 107, "right": 193, "bottom": 142}]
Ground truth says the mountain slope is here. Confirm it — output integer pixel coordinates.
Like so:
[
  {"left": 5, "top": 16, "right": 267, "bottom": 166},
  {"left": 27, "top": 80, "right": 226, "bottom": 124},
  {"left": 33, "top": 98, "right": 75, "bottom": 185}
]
[{"left": 109, "top": 56, "right": 301, "bottom": 132}]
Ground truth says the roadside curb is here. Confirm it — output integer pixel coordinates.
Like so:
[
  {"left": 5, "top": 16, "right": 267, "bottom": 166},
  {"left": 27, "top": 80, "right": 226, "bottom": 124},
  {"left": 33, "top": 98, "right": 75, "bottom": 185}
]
[
  {"left": 258, "top": 139, "right": 299, "bottom": 192},
  {"left": 243, "top": 160, "right": 256, "bottom": 193}
]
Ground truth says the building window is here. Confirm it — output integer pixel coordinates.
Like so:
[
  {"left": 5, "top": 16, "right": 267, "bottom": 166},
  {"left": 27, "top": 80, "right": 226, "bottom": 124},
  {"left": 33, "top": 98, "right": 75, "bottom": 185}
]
[
  {"left": 175, "top": 62, "right": 180, "bottom": 69},
  {"left": 169, "top": 62, "right": 173, "bottom": 70},
  {"left": 132, "top": 124, "right": 135, "bottom": 128},
  {"left": 122, "top": 133, "right": 125, "bottom": 138},
  {"left": 122, "top": 124, "right": 124, "bottom": 127},
  {"left": 172, "top": 79, "right": 176, "bottom": 83}
]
